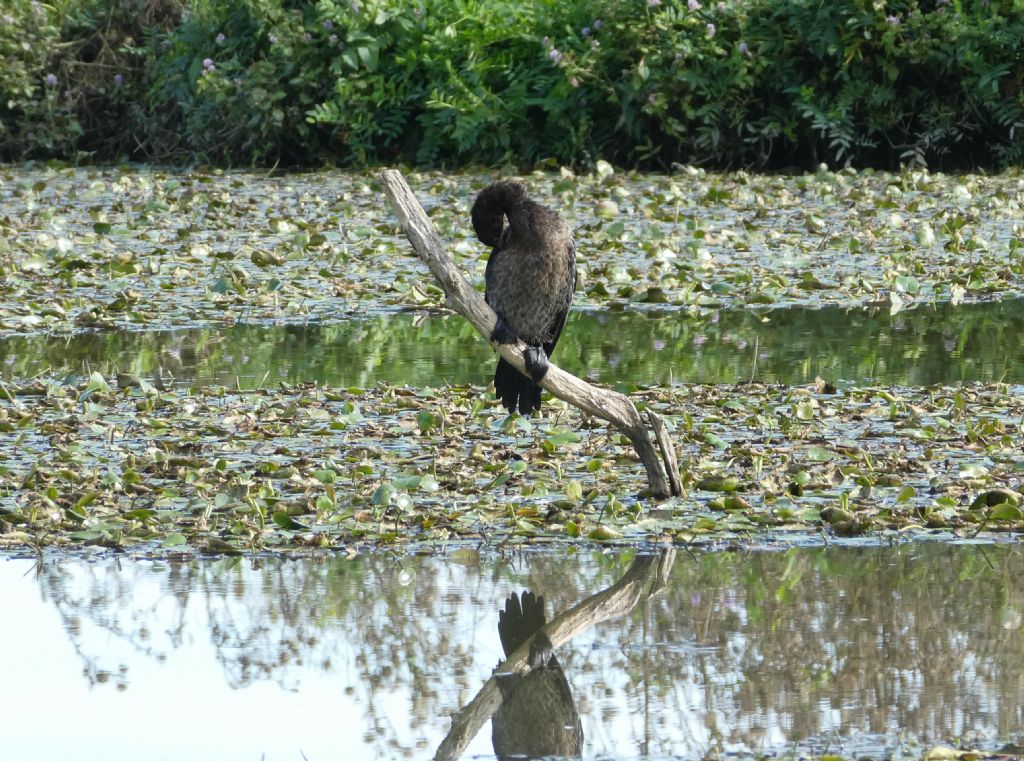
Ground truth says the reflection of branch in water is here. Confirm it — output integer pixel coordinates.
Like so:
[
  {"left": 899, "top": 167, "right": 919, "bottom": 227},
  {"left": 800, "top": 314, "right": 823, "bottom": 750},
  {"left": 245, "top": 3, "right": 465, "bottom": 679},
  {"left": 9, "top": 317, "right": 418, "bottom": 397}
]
[{"left": 434, "top": 548, "right": 676, "bottom": 761}]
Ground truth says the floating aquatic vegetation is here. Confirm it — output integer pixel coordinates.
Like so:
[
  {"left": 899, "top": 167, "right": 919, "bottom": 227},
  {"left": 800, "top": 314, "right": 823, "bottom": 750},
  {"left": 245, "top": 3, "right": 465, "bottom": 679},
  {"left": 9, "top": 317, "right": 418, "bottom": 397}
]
[
  {"left": 1, "top": 166, "right": 1022, "bottom": 337},
  {"left": 1, "top": 374, "right": 1021, "bottom": 553}
]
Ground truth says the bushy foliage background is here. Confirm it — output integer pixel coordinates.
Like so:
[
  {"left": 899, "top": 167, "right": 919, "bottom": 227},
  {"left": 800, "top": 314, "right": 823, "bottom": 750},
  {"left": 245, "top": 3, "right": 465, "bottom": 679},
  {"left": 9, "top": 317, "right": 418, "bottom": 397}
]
[{"left": 1, "top": 0, "right": 1021, "bottom": 169}]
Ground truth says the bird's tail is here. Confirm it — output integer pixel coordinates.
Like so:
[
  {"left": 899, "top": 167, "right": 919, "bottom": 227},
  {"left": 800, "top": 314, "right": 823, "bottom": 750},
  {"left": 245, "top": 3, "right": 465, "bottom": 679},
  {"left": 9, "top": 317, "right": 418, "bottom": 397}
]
[
  {"left": 494, "top": 358, "right": 542, "bottom": 415},
  {"left": 498, "top": 591, "right": 546, "bottom": 657}
]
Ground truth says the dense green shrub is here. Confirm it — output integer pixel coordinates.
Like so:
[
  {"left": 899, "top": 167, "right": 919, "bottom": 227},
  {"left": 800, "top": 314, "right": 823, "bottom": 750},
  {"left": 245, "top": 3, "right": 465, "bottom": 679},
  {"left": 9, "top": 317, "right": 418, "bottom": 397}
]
[
  {"left": 146, "top": 0, "right": 336, "bottom": 163},
  {"left": 744, "top": 0, "right": 1024, "bottom": 168},
  {"left": 308, "top": 1, "right": 596, "bottom": 165},
  {"left": 0, "top": 0, "right": 1021, "bottom": 168},
  {"left": 0, "top": 0, "right": 177, "bottom": 161},
  {"left": 0, "top": 1, "right": 80, "bottom": 157}
]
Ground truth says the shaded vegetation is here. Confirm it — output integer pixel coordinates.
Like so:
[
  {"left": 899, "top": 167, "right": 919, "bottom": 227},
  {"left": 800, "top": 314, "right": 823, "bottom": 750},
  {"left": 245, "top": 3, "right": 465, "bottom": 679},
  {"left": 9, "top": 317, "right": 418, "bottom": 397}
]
[{"left": 1, "top": 0, "right": 1022, "bottom": 168}]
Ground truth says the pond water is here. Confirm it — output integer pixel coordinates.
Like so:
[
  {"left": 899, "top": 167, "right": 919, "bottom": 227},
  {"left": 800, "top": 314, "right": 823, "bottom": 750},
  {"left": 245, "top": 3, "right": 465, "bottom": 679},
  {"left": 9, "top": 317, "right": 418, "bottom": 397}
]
[
  {"left": 3, "top": 297, "right": 1023, "bottom": 389},
  {"left": 2, "top": 542, "right": 1022, "bottom": 761}
]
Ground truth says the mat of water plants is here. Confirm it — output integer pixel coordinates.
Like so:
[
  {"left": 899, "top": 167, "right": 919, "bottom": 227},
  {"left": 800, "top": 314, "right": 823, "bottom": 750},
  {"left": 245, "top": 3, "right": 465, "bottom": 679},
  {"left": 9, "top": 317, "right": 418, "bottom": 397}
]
[
  {"left": 1, "top": 374, "right": 1021, "bottom": 553},
  {"left": 1, "top": 165, "right": 1023, "bottom": 338}
]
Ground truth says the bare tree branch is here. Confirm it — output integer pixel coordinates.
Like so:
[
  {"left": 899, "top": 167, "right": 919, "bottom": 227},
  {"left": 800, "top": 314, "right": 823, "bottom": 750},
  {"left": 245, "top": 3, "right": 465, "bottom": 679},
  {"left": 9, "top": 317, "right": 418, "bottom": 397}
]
[{"left": 380, "top": 169, "right": 681, "bottom": 498}]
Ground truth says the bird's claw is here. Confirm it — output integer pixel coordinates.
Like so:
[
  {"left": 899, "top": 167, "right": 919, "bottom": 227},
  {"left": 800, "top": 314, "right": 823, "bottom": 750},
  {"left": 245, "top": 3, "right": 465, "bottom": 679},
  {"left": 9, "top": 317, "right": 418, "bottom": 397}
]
[
  {"left": 490, "top": 315, "right": 517, "bottom": 346},
  {"left": 524, "top": 346, "right": 549, "bottom": 383}
]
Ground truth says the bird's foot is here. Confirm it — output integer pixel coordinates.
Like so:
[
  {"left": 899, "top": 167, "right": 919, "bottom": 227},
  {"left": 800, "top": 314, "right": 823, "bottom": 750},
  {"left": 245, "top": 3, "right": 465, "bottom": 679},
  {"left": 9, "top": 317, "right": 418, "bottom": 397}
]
[
  {"left": 527, "top": 631, "right": 554, "bottom": 670},
  {"left": 490, "top": 315, "right": 517, "bottom": 346},
  {"left": 524, "top": 346, "right": 549, "bottom": 383}
]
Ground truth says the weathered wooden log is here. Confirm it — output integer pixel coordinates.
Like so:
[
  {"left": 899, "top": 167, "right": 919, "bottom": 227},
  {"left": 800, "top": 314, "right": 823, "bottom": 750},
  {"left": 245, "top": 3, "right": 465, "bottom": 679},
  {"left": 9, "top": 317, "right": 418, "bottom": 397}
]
[
  {"left": 379, "top": 169, "right": 682, "bottom": 498},
  {"left": 433, "top": 549, "right": 677, "bottom": 761}
]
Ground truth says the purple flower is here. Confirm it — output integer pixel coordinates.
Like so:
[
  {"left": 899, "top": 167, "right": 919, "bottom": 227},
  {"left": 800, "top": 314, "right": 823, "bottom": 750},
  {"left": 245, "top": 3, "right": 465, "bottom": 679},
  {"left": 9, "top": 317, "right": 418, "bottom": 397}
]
[
  {"left": 647, "top": 0, "right": 661, "bottom": 6},
  {"left": 648, "top": 92, "right": 657, "bottom": 104},
  {"left": 329, "top": 33, "right": 338, "bottom": 44},
  {"left": 323, "top": 20, "right": 334, "bottom": 30},
  {"left": 653, "top": 339, "right": 666, "bottom": 351},
  {"left": 268, "top": 33, "right": 278, "bottom": 43},
  {"left": 45, "top": 73, "right": 58, "bottom": 87},
  {"left": 581, "top": 27, "right": 590, "bottom": 36},
  {"left": 738, "top": 40, "right": 749, "bottom": 54},
  {"left": 593, "top": 19, "right": 602, "bottom": 29},
  {"left": 886, "top": 14, "right": 900, "bottom": 24},
  {"left": 114, "top": 73, "right": 124, "bottom": 86},
  {"left": 706, "top": 22, "right": 716, "bottom": 37},
  {"left": 549, "top": 48, "right": 563, "bottom": 63},
  {"left": 688, "top": 0, "right": 700, "bottom": 9},
  {"left": 202, "top": 57, "right": 215, "bottom": 70},
  {"left": 216, "top": 32, "right": 225, "bottom": 44}
]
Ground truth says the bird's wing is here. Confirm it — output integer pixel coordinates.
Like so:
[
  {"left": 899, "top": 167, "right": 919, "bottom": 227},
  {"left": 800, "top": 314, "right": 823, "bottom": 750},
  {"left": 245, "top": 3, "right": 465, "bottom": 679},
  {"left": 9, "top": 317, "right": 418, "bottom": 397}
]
[
  {"left": 483, "top": 225, "right": 511, "bottom": 307},
  {"left": 542, "top": 239, "right": 577, "bottom": 357}
]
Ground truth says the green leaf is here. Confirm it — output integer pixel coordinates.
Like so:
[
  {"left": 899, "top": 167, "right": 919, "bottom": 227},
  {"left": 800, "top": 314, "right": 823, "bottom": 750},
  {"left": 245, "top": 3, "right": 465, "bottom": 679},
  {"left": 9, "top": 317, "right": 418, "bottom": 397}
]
[
  {"left": 83, "top": 371, "right": 111, "bottom": 395},
  {"left": 313, "top": 469, "right": 337, "bottom": 484},
  {"left": 588, "top": 525, "right": 622, "bottom": 540},
  {"left": 371, "top": 483, "right": 395, "bottom": 506},
  {"left": 565, "top": 480, "right": 583, "bottom": 501},
  {"left": 989, "top": 503, "right": 1023, "bottom": 521},
  {"left": 272, "top": 512, "right": 307, "bottom": 529},
  {"left": 545, "top": 430, "right": 581, "bottom": 447},
  {"left": 417, "top": 411, "right": 438, "bottom": 433}
]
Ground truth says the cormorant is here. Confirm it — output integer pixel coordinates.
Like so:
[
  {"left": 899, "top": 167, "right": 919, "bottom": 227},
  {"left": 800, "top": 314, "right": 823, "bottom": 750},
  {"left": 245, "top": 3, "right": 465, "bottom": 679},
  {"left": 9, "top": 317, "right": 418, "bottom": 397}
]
[
  {"left": 491, "top": 591, "right": 584, "bottom": 760},
  {"left": 471, "top": 181, "right": 576, "bottom": 415}
]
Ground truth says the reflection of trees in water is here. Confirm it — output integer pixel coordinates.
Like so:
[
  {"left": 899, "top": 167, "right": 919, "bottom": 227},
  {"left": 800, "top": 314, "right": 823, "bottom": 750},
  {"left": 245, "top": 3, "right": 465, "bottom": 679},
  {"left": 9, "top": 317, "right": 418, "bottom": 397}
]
[
  {"left": 37, "top": 559, "right": 191, "bottom": 689},
  {"left": 6, "top": 299, "right": 1024, "bottom": 389},
  {"left": 570, "top": 546, "right": 1024, "bottom": 756},
  {"left": 35, "top": 545, "right": 1024, "bottom": 757}
]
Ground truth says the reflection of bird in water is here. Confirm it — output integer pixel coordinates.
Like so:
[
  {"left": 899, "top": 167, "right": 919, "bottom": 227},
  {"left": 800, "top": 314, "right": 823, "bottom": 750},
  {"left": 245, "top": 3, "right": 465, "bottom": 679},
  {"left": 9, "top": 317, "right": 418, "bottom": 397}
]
[
  {"left": 491, "top": 591, "right": 583, "bottom": 760},
  {"left": 471, "top": 182, "right": 576, "bottom": 415}
]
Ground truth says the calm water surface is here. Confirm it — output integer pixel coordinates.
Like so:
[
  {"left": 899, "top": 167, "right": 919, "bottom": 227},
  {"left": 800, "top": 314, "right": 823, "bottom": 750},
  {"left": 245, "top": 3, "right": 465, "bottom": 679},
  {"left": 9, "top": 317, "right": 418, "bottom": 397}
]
[
  {"left": 1, "top": 543, "right": 1022, "bottom": 761},
  {"left": 2, "top": 298, "right": 1023, "bottom": 389}
]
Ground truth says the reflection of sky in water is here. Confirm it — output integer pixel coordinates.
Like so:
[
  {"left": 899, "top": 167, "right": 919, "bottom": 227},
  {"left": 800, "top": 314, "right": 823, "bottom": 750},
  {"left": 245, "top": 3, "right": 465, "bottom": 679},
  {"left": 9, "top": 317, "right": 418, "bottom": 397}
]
[
  {"left": 1, "top": 545, "right": 1022, "bottom": 760},
  {"left": 0, "top": 560, "right": 436, "bottom": 760}
]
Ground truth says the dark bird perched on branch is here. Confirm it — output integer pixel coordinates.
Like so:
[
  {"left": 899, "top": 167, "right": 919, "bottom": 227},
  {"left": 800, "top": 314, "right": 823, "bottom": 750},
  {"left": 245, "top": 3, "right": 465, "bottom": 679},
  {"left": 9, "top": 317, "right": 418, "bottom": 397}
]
[
  {"left": 471, "top": 181, "right": 576, "bottom": 415},
  {"left": 491, "top": 591, "right": 584, "bottom": 760}
]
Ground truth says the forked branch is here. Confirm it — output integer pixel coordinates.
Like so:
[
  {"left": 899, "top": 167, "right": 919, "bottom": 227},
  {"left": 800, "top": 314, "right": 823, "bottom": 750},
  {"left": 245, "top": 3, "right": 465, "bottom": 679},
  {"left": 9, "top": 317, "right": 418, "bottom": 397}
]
[
  {"left": 380, "top": 169, "right": 682, "bottom": 498},
  {"left": 433, "top": 548, "right": 677, "bottom": 761}
]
